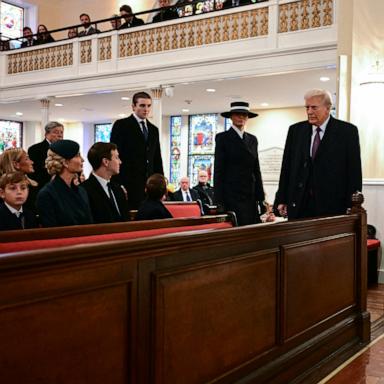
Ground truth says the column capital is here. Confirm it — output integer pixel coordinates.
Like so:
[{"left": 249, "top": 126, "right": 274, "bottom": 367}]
[
  {"left": 151, "top": 87, "right": 163, "bottom": 99},
  {"left": 40, "top": 98, "right": 52, "bottom": 108}
]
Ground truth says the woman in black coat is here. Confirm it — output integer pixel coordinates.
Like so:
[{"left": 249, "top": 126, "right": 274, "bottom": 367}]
[{"left": 36, "top": 140, "right": 93, "bottom": 227}]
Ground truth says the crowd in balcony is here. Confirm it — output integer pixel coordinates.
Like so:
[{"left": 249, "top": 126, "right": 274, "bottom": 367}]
[{"left": 0, "top": 0, "right": 265, "bottom": 50}]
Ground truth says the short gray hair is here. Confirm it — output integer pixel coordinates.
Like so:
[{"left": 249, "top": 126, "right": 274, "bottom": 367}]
[
  {"left": 45, "top": 121, "right": 63, "bottom": 134},
  {"left": 304, "top": 89, "right": 333, "bottom": 106}
]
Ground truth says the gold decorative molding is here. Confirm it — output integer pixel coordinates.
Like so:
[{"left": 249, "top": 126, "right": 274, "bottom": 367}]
[
  {"left": 7, "top": 44, "right": 73, "bottom": 74},
  {"left": 151, "top": 87, "right": 163, "bottom": 99},
  {"left": 99, "top": 36, "right": 112, "bottom": 61},
  {"left": 279, "top": 0, "right": 334, "bottom": 33},
  {"left": 119, "top": 7, "right": 269, "bottom": 58},
  {"left": 80, "top": 40, "right": 92, "bottom": 64}
]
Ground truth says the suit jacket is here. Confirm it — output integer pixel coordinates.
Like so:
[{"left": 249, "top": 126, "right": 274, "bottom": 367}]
[
  {"left": 78, "top": 26, "right": 100, "bottom": 36},
  {"left": 214, "top": 128, "right": 264, "bottom": 226},
  {"left": 28, "top": 139, "right": 51, "bottom": 189},
  {"left": 119, "top": 16, "right": 145, "bottom": 29},
  {"left": 152, "top": 8, "right": 179, "bottom": 23},
  {"left": 172, "top": 188, "right": 199, "bottom": 202},
  {"left": 193, "top": 183, "right": 215, "bottom": 206},
  {"left": 0, "top": 203, "right": 38, "bottom": 231},
  {"left": 36, "top": 175, "right": 93, "bottom": 227},
  {"left": 110, "top": 114, "right": 163, "bottom": 209},
  {"left": 223, "top": 0, "right": 252, "bottom": 9},
  {"left": 275, "top": 116, "right": 362, "bottom": 219},
  {"left": 136, "top": 199, "right": 172, "bottom": 220},
  {"left": 81, "top": 174, "right": 129, "bottom": 223}
]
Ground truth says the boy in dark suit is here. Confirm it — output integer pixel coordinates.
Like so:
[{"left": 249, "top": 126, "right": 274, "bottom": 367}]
[
  {"left": 0, "top": 172, "right": 38, "bottom": 230},
  {"left": 136, "top": 174, "right": 172, "bottom": 220},
  {"left": 81, "top": 142, "right": 129, "bottom": 223}
]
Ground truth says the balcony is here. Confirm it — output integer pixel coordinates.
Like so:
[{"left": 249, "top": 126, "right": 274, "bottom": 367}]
[{"left": 0, "top": 0, "right": 336, "bottom": 101}]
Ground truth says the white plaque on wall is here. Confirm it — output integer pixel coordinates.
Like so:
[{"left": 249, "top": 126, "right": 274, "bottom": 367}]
[{"left": 258, "top": 147, "right": 284, "bottom": 182}]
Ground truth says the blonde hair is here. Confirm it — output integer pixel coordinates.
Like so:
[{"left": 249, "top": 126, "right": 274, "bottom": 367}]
[
  {"left": 304, "top": 89, "right": 333, "bottom": 106},
  {"left": 45, "top": 149, "right": 66, "bottom": 176},
  {"left": 0, "top": 148, "right": 37, "bottom": 186}
]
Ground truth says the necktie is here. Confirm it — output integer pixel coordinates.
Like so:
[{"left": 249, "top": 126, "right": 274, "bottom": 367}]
[
  {"left": 140, "top": 121, "right": 149, "bottom": 142},
  {"left": 107, "top": 182, "right": 121, "bottom": 217},
  {"left": 186, "top": 192, "right": 191, "bottom": 202},
  {"left": 16, "top": 212, "right": 25, "bottom": 229},
  {"left": 311, "top": 127, "right": 321, "bottom": 159}
]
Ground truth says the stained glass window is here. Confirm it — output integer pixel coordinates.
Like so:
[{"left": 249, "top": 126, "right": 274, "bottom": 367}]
[
  {"left": 0, "top": 120, "right": 23, "bottom": 154},
  {"left": 169, "top": 116, "right": 182, "bottom": 189},
  {"left": 0, "top": 2, "right": 24, "bottom": 39},
  {"left": 95, "top": 123, "right": 112, "bottom": 143},
  {"left": 188, "top": 114, "right": 220, "bottom": 186},
  {"left": 224, "top": 117, "right": 232, "bottom": 131}
]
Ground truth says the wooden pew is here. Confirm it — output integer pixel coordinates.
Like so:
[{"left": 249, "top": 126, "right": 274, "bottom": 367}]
[{"left": 0, "top": 195, "right": 369, "bottom": 383}]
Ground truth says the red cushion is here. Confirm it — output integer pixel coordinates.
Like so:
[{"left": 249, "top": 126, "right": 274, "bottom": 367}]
[
  {"left": 0, "top": 222, "right": 232, "bottom": 254},
  {"left": 165, "top": 203, "right": 201, "bottom": 218},
  {"left": 367, "top": 239, "right": 380, "bottom": 250}
]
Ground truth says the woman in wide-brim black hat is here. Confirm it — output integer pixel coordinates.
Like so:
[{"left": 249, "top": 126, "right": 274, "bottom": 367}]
[{"left": 214, "top": 101, "right": 265, "bottom": 226}]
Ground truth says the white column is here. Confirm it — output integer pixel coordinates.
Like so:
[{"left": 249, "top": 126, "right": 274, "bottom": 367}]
[
  {"left": 40, "top": 98, "right": 51, "bottom": 132},
  {"left": 151, "top": 87, "right": 163, "bottom": 134}
]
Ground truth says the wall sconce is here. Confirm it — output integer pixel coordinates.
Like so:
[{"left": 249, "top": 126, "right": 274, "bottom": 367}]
[
  {"left": 360, "top": 60, "right": 384, "bottom": 86},
  {"left": 163, "top": 85, "right": 174, "bottom": 98}
]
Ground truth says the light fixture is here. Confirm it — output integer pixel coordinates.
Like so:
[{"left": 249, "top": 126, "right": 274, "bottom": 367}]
[
  {"left": 206, "top": 88, "right": 216, "bottom": 93},
  {"left": 260, "top": 102, "right": 269, "bottom": 107},
  {"left": 320, "top": 76, "right": 330, "bottom": 82},
  {"left": 15, "top": 112, "right": 23, "bottom": 116},
  {"left": 360, "top": 60, "right": 384, "bottom": 86},
  {"left": 55, "top": 103, "right": 64, "bottom": 107},
  {"left": 121, "top": 97, "right": 130, "bottom": 101},
  {"left": 55, "top": 93, "right": 84, "bottom": 98},
  {"left": 182, "top": 108, "right": 189, "bottom": 113},
  {"left": 164, "top": 86, "right": 174, "bottom": 98}
]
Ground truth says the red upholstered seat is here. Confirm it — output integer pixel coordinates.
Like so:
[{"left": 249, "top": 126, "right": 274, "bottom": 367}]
[
  {"left": 367, "top": 239, "right": 380, "bottom": 251},
  {"left": 0, "top": 222, "right": 232, "bottom": 254},
  {"left": 164, "top": 202, "right": 202, "bottom": 218}
]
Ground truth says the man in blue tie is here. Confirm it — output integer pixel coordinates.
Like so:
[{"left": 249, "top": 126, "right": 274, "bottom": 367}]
[
  {"left": 275, "top": 89, "right": 362, "bottom": 219},
  {"left": 172, "top": 177, "right": 199, "bottom": 202},
  {"left": 110, "top": 91, "right": 164, "bottom": 209}
]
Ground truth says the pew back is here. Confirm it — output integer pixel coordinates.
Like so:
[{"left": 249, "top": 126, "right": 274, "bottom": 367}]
[{"left": 0, "top": 211, "right": 369, "bottom": 383}]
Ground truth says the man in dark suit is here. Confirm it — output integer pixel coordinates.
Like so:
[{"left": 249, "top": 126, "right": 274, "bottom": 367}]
[
  {"left": 110, "top": 91, "right": 164, "bottom": 209},
  {"left": 78, "top": 13, "right": 100, "bottom": 36},
  {"left": 214, "top": 101, "right": 265, "bottom": 226},
  {"left": 173, "top": 176, "right": 200, "bottom": 202},
  {"left": 119, "top": 5, "right": 145, "bottom": 29},
  {"left": 193, "top": 169, "right": 214, "bottom": 206},
  {"left": 20, "top": 27, "right": 36, "bottom": 48},
  {"left": 152, "top": 0, "right": 179, "bottom": 23},
  {"left": 81, "top": 142, "right": 129, "bottom": 223},
  {"left": 275, "top": 89, "right": 362, "bottom": 219},
  {"left": 28, "top": 121, "right": 64, "bottom": 190}
]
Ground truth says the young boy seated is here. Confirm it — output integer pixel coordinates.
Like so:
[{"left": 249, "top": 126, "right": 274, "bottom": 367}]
[
  {"left": 136, "top": 174, "right": 172, "bottom": 220},
  {"left": 0, "top": 172, "right": 38, "bottom": 230}
]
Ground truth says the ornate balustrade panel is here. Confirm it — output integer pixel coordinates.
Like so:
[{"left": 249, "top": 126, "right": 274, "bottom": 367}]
[
  {"left": 7, "top": 44, "right": 73, "bottom": 74},
  {"left": 279, "top": 0, "right": 333, "bottom": 33},
  {"left": 99, "top": 37, "right": 112, "bottom": 61},
  {"left": 80, "top": 40, "right": 92, "bottom": 64},
  {"left": 119, "top": 7, "right": 269, "bottom": 59}
]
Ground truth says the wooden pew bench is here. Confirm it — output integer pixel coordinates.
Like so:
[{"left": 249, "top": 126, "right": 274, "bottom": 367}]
[{"left": 0, "top": 200, "right": 370, "bottom": 384}]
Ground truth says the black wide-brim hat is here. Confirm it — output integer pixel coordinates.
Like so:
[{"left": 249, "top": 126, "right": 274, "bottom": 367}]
[
  {"left": 50, "top": 139, "right": 80, "bottom": 159},
  {"left": 221, "top": 101, "right": 258, "bottom": 118}
]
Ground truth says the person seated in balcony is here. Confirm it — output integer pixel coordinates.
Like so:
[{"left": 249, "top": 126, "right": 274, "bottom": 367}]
[
  {"left": 67, "top": 28, "right": 78, "bottom": 39},
  {"left": 35, "top": 24, "right": 55, "bottom": 45},
  {"left": 223, "top": 0, "right": 253, "bottom": 8},
  {"left": 152, "top": 0, "right": 178, "bottom": 23},
  {"left": 176, "top": 0, "right": 196, "bottom": 16},
  {"left": 36, "top": 140, "right": 93, "bottom": 227},
  {"left": 110, "top": 14, "right": 122, "bottom": 30},
  {"left": 136, "top": 174, "right": 172, "bottom": 220},
  {"left": 78, "top": 13, "right": 100, "bottom": 36},
  {"left": 172, "top": 176, "right": 199, "bottom": 202},
  {"left": 193, "top": 170, "right": 215, "bottom": 207},
  {"left": 81, "top": 142, "right": 129, "bottom": 224},
  {"left": 0, "top": 172, "right": 38, "bottom": 231},
  {"left": 119, "top": 5, "right": 145, "bottom": 29},
  {"left": 20, "top": 27, "right": 35, "bottom": 48}
]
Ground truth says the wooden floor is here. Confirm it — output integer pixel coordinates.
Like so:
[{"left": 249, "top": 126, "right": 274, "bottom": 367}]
[{"left": 319, "top": 284, "right": 384, "bottom": 383}]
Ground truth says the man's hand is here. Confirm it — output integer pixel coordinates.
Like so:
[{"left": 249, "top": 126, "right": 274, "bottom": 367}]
[{"left": 277, "top": 204, "right": 287, "bottom": 218}]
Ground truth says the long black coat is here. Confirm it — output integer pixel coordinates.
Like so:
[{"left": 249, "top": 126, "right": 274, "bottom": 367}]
[
  {"left": 275, "top": 116, "right": 362, "bottom": 219},
  {"left": 80, "top": 174, "right": 129, "bottom": 223},
  {"left": 214, "top": 128, "right": 264, "bottom": 226},
  {"left": 110, "top": 114, "right": 163, "bottom": 209},
  {"left": 28, "top": 139, "right": 51, "bottom": 189},
  {"left": 0, "top": 203, "right": 38, "bottom": 231}
]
